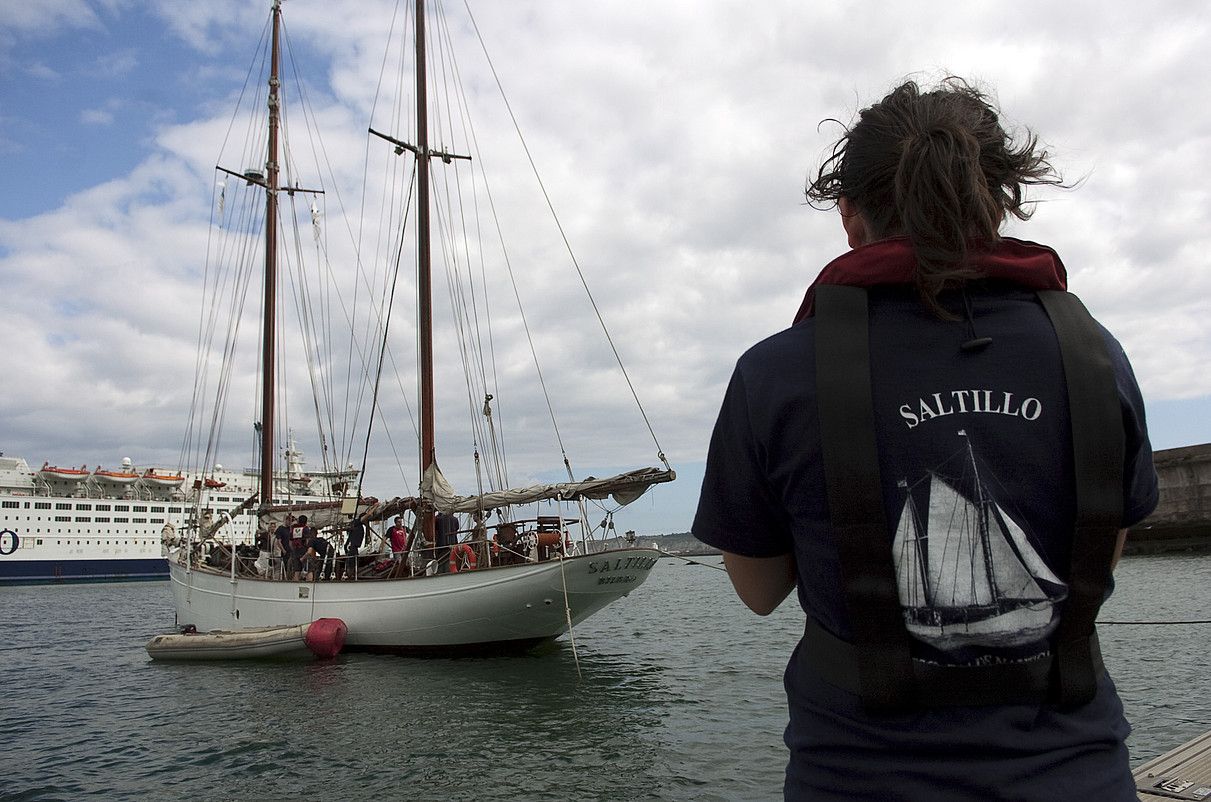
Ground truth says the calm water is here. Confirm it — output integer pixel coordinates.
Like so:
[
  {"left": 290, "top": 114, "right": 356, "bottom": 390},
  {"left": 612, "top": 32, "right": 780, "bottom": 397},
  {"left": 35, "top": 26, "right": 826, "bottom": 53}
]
[{"left": 1, "top": 554, "right": 1208, "bottom": 801}]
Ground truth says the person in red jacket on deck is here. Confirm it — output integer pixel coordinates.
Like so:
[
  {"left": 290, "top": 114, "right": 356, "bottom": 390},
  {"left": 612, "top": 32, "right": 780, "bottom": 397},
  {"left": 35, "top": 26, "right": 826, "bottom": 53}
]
[{"left": 387, "top": 516, "right": 409, "bottom": 559}]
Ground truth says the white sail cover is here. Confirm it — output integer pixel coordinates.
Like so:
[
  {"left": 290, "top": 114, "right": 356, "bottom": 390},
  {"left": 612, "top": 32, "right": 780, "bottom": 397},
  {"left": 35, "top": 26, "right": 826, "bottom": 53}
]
[
  {"left": 361, "top": 462, "right": 676, "bottom": 521},
  {"left": 258, "top": 500, "right": 377, "bottom": 531}
]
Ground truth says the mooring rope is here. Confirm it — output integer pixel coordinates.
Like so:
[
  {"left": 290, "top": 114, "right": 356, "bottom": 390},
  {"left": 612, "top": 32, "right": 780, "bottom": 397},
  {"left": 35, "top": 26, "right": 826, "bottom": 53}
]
[
  {"left": 557, "top": 554, "right": 582, "bottom": 679},
  {"left": 664, "top": 552, "right": 728, "bottom": 572},
  {"left": 1096, "top": 619, "right": 1211, "bottom": 625}
]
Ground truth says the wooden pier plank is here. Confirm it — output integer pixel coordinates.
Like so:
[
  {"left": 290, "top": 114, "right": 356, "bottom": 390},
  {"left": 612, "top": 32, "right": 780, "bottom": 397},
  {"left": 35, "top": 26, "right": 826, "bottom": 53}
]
[{"left": 1135, "top": 730, "right": 1211, "bottom": 801}]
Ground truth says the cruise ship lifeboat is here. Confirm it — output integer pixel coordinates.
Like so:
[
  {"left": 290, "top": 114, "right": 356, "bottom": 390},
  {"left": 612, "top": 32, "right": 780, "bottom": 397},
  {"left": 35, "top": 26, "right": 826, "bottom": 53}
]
[
  {"left": 141, "top": 469, "right": 186, "bottom": 488},
  {"left": 38, "top": 463, "right": 90, "bottom": 482},
  {"left": 93, "top": 467, "right": 140, "bottom": 485}
]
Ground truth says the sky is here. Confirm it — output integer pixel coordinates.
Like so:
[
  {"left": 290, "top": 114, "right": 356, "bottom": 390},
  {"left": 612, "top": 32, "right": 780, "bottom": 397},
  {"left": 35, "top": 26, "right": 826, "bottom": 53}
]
[{"left": 2, "top": 0, "right": 1209, "bottom": 537}]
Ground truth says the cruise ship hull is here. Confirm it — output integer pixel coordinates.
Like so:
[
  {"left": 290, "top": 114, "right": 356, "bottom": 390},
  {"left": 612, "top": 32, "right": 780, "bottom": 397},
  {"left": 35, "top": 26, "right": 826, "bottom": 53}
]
[{"left": 0, "top": 557, "right": 167, "bottom": 585}]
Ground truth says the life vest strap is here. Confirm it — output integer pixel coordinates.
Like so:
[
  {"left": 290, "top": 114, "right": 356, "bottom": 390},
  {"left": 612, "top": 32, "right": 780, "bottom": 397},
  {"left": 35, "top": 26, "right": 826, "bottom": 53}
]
[
  {"left": 812, "top": 286, "right": 1124, "bottom": 713},
  {"left": 801, "top": 618, "right": 1105, "bottom": 708},
  {"left": 815, "top": 285, "right": 916, "bottom": 711},
  {"left": 1037, "top": 291, "right": 1124, "bottom": 708}
]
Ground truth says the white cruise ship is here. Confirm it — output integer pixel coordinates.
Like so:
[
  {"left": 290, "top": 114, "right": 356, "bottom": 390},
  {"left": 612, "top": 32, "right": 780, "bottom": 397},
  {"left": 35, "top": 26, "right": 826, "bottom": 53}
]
[{"left": 0, "top": 443, "right": 355, "bottom": 585}]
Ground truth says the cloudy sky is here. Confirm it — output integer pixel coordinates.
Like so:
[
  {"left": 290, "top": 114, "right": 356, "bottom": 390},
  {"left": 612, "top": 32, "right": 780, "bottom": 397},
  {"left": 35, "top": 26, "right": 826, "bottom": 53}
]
[{"left": 2, "top": 0, "right": 1208, "bottom": 537}]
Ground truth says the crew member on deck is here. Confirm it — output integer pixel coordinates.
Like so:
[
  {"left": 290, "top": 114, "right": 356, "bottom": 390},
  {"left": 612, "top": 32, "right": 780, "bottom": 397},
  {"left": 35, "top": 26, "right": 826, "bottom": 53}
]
[
  {"left": 342, "top": 516, "right": 365, "bottom": 579},
  {"left": 273, "top": 515, "right": 296, "bottom": 579},
  {"left": 289, "top": 515, "right": 313, "bottom": 581},
  {"left": 387, "top": 516, "right": 409, "bottom": 561},
  {"left": 304, "top": 530, "right": 332, "bottom": 581},
  {"left": 435, "top": 511, "right": 459, "bottom": 573}
]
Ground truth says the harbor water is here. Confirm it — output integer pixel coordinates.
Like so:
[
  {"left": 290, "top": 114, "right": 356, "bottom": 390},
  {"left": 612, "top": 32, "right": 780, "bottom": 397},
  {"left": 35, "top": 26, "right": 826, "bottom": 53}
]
[{"left": 1, "top": 553, "right": 1208, "bottom": 801}]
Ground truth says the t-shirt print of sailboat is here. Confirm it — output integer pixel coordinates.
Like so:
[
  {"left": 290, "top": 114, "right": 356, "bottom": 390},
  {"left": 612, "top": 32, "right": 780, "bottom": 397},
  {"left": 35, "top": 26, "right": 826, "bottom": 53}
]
[{"left": 892, "top": 431, "right": 1068, "bottom": 652}]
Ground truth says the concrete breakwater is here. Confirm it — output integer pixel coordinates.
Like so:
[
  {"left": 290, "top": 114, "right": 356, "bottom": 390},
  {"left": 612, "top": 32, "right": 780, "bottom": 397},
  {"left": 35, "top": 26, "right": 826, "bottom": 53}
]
[{"left": 1127, "top": 443, "right": 1211, "bottom": 554}]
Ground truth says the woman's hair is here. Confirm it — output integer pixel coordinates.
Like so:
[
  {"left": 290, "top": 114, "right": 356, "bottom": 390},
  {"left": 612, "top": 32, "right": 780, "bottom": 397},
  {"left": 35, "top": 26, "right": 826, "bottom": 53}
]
[{"left": 806, "top": 77, "right": 1062, "bottom": 314}]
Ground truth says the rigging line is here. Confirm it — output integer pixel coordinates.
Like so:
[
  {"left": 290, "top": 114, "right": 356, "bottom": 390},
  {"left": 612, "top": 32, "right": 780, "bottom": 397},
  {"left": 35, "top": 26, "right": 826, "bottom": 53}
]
[
  {"left": 281, "top": 22, "right": 371, "bottom": 471},
  {"left": 433, "top": 165, "right": 494, "bottom": 468},
  {"left": 443, "top": 101, "right": 571, "bottom": 469},
  {"left": 181, "top": 174, "right": 227, "bottom": 473},
  {"left": 282, "top": 195, "right": 332, "bottom": 478},
  {"left": 442, "top": 44, "right": 509, "bottom": 491},
  {"left": 357, "top": 159, "right": 418, "bottom": 502},
  {"left": 462, "top": 0, "right": 669, "bottom": 469},
  {"left": 440, "top": 8, "right": 571, "bottom": 476},
  {"left": 206, "top": 187, "right": 262, "bottom": 455},
  {"left": 211, "top": 13, "right": 273, "bottom": 188},
  {"left": 276, "top": 63, "right": 337, "bottom": 477},
  {"left": 302, "top": 119, "right": 420, "bottom": 491},
  {"left": 184, "top": 169, "right": 255, "bottom": 474},
  {"left": 204, "top": 197, "right": 261, "bottom": 484},
  {"left": 430, "top": 35, "right": 505, "bottom": 489},
  {"left": 289, "top": 203, "right": 406, "bottom": 480},
  {"left": 193, "top": 185, "right": 251, "bottom": 474},
  {"left": 284, "top": 167, "right": 338, "bottom": 478},
  {"left": 343, "top": 148, "right": 403, "bottom": 474},
  {"left": 434, "top": 191, "right": 486, "bottom": 460},
  {"left": 351, "top": 1, "right": 413, "bottom": 472}
]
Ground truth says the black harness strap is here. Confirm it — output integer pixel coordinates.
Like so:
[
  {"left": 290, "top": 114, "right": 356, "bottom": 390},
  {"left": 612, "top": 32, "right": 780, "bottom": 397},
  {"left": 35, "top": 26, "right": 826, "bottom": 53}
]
[
  {"left": 1037, "top": 290, "right": 1124, "bottom": 708},
  {"left": 810, "top": 286, "right": 1123, "bottom": 711},
  {"left": 814, "top": 285, "right": 916, "bottom": 710},
  {"left": 803, "top": 617, "right": 1105, "bottom": 708}
]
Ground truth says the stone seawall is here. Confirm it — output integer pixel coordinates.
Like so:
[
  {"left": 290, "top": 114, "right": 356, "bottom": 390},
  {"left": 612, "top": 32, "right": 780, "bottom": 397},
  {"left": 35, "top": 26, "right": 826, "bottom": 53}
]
[{"left": 1126, "top": 442, "right": 1211, "bottom": 554}]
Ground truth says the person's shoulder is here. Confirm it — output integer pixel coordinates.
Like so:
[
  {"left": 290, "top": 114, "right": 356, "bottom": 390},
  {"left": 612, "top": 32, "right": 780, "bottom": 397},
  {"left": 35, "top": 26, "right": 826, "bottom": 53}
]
[{"left": 735, "top": 323, "right": 814, "bottom": 373}]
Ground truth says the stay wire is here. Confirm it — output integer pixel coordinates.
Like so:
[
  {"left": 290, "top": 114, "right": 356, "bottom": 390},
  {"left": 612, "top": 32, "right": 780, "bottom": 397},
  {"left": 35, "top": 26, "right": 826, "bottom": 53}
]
[{"left": 462, "top": 0, "right": 670, "bottom": 470}]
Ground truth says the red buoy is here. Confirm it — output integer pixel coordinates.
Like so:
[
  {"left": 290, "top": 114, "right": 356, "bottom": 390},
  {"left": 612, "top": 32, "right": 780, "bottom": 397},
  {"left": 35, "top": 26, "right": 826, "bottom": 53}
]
[{"left": 304, "top": 618, "right": 347, "bottom": 659}]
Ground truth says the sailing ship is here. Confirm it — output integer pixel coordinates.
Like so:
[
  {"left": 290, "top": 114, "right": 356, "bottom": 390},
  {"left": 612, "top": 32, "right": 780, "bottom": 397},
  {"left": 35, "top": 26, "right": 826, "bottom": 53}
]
[
  {"left": 892, "top": 433, "right": 1067, "bottom": 651},
  {"left": 166, "top": 0, "right": 674, "bottom": 652}
]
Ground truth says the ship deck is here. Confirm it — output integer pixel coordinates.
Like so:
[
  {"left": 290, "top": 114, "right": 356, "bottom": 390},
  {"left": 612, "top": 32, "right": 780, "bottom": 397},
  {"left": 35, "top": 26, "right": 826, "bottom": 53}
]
[{"left": 1135, "top": 730, "right": 1211, "bottom": 801}]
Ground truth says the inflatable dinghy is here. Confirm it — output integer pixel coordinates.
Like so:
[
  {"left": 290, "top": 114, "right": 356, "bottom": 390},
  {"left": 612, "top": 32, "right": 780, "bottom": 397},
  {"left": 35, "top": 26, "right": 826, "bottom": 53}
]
[{"left": 146, "top": 618, "right": 346, "bottom": 661}]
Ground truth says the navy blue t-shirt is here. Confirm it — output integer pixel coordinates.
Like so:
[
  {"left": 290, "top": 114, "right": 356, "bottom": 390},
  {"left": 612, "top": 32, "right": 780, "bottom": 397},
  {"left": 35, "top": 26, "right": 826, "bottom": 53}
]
[{"left": 693, "top": 283, "right": 1159, "bottom": 801}]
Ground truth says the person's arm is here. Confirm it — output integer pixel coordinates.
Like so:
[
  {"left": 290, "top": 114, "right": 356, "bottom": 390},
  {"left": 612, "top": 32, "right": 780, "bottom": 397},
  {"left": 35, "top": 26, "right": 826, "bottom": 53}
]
[
  {"left": 722, "top": 551, "right": 796, "bottom": 616},
  {"left": 1112, "top": 528, "right": 1128, "bottom": 570}
]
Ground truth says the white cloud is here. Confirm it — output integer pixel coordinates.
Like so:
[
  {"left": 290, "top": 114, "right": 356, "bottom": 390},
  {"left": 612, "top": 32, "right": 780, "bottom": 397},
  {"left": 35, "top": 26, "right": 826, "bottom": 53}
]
[
  {"left": 0, "top": 0, "right": 101, "bottom": 36},
  {"left": 25, "top": 62, "right": 60, "bottom": 80},
  {"left": 81, "top": 107, "right": 115, "bottom": 125}
]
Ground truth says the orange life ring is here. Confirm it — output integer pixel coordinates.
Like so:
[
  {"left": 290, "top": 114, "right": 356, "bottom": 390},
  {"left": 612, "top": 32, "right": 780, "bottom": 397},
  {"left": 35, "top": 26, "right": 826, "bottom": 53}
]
[{"left": 449, "top": 543, "right": 477, "bottom": 572}]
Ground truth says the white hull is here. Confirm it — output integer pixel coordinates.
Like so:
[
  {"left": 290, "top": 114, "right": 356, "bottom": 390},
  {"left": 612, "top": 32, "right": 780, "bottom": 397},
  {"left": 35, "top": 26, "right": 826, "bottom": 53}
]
[
  {"left": 169, "top": 547, "right": 660, "bottom": 651},
  {"left": 146, "top": 623, "right": 312, "bottom": 660},
  {"left": 905, "top": 599, "right": 1058, "bottom": 651}
]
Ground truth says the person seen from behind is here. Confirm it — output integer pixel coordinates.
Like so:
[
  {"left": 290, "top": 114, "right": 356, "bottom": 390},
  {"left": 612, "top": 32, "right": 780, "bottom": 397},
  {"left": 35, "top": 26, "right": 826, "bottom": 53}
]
[
  {"left": 343, "top": 515, "right": 365, "bottom": 580},
  {"left": 273, "top": 514, "right": 295, "bottom": 580},
  {"left": 691, "top": 77, "right": 1158, "bottom": 801},
  {"left": 290, "top": 515, "right": 313, "bottom": 581},
  {"left": 304, "top": 529, "right": 331, "bottom": 581}
]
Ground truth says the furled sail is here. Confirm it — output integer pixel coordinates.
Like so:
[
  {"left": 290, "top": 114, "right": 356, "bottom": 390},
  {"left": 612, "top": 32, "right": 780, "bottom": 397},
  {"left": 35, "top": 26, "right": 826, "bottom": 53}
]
[{"left": 360, "top": 463, "right": 676, "bottom": 522}]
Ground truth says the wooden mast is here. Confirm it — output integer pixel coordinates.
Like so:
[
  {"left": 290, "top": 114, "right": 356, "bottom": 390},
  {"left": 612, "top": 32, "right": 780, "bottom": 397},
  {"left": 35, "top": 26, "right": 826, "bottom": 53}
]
[
  {"left": 415, "top": 0, "right": 436, "bottom": 544},
  {"left": 259, "top": 0, "right": 283, "bottom": 509}
]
